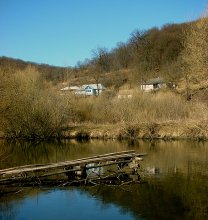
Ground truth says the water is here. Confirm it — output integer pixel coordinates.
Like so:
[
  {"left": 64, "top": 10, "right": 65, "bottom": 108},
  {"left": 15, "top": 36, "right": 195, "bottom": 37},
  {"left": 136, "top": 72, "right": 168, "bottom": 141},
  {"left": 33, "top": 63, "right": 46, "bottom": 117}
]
[{"left": 0, "top": 140, "right": 208, "bottom": 220}]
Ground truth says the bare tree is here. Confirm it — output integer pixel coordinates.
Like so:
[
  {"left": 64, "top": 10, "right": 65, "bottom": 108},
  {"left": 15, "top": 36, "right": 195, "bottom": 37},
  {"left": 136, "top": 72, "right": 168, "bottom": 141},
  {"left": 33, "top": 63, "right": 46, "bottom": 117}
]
[
  {"left": 91, "top": 47, "right": 110, "bottom": 95},
  {"left": 92, "top": 47, "right": 111, "bottom": 72},
  {"left": 181, "top": 14, "right": 208, "bottom": 100},
  {"left": 112, "top": 42, "right": 132, "bottom": 69}
]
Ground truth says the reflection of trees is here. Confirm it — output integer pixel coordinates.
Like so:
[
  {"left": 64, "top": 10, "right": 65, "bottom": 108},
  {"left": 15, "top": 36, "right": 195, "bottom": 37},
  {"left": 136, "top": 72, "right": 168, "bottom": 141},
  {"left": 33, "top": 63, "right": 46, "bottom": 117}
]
[
  {"left": 0, "top": 172, "right": 207, "bottom": 220},
  {"left": 85, "top": 173, "right": 208, "bottom": 220},
  {"left": 0, "top": 139, "right": 135, "bottom": 169},
  {"left": 0, "top": 202, "right": 15, "bottom": 220},
  {"left": 0, "top": 188, "right": 40, "bottom": 220},
  {"left": 3, "top": 140, "right": 89, "bottom": 166},
  {"left": 0, "top": 141, "right": 66, "bottom": 168}
]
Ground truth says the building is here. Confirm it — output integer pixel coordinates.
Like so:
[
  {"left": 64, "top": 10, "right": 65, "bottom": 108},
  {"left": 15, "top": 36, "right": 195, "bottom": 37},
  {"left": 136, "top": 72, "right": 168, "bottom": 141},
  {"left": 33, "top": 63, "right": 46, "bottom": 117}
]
[
  {"left": 61, "top": 84, "right": 106, "bottom": 96},
  {"left": 141, "top": 77, "right": 166, "bottom": 91}
]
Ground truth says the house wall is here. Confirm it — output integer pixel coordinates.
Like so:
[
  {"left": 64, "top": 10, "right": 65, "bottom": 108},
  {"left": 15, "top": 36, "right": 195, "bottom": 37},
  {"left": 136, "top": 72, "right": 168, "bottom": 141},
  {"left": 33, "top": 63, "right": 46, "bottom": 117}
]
[
  {"left": 161, "top": 83, "right": 167, "bottom": 88},
  {"left": 84, "top": 89, "right": 104, "bottom": 96},
  {"left": 95, "top": 89, "right": 103, "bottom": 95},
  {"left": 85, "top": 89, "right": 94, "bottom": 95},
  {"left": 75, "top": 91, "right": 86, "bottom": 95},
  {"left": 141, "top": 84, "right": 154, "bottom": 91},
  {"left": 69, "top": 84, "right": 105, "bottom": 96},
  {"left": 141, "top": 83, "right": 167, "bottom": 91}
]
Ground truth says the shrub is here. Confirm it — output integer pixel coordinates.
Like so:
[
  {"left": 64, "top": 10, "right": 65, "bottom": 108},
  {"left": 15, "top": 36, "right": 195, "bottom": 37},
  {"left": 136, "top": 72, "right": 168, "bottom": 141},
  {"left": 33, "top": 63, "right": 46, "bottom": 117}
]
[{"left": 0, "top": 67, "right": 70, "bottom": 139}]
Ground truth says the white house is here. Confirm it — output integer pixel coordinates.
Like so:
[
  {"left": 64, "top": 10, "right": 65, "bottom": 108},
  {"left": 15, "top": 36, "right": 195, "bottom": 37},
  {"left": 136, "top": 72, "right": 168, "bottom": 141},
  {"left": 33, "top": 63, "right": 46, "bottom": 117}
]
[
  {"left": 141, "top": 77, "right": 166, "bottom": 91},
  {"left": 61, "top": 84, "right": 106, "bottom": 96},
  {"left": 77, "top": 84, "right": 106, "bottom": 96}
]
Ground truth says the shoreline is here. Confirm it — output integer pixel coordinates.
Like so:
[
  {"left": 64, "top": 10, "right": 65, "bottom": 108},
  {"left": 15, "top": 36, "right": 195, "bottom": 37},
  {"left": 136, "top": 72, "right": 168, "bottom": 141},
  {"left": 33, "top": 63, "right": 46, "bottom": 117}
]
[
  {"left": 0, "top": 121, "right": 207, "bottom": 141},
  {"left": 62, "top": 121, "right": 208, "bottom": 141}
]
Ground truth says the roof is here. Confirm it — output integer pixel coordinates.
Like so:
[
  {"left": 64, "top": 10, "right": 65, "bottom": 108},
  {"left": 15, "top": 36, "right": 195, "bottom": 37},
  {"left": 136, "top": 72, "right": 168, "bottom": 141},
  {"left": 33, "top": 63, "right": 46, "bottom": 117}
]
[
  {"left": 60, "top": 86, "right": 80, "bottom": 91},
  {"left": 82, "top": 84, "right": 106, "bottom": 90},
  {"left": 60, "top": 86, "right": 71, "bottom": 91},
  {"left": 61, "top": 84, "right": 106, "bottom": 91},
  {"left": 69, "top": 86, "right": 80, "bottom": 90},
  {"left": 143, "top": 77, "right": 165, "bottom": 85}
]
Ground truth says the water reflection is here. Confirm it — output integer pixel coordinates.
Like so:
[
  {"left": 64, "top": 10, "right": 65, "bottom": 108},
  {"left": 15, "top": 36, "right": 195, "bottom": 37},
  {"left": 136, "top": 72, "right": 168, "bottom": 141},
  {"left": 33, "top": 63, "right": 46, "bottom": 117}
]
[
  {"left": 1, "top": 173, "right": 207, "bottom": 220},
  {"left": 0, "top": 139, "right": 136, "bottom": 168},
  {"left": 0, "top": 187, "right": 138, "bottom": 220},
  {"left": 0, "top": 140, "right": 208, "bottom": 219}
]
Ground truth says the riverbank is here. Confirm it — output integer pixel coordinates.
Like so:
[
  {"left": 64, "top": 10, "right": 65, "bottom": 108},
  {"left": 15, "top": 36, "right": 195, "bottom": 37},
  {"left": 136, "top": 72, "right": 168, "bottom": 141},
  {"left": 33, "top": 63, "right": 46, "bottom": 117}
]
[
  {"left": 0, "top": 121, "right": 207, "bottom": 141},
  {"left": 62, "top": 120, "right": 208, "bottom": 141}
]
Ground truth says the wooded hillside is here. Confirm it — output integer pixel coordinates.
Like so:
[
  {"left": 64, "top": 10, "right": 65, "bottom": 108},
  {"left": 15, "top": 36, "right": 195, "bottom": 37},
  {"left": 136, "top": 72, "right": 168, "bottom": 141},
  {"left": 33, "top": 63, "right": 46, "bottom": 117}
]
[
  {"left": 0, "top": 22, "right": 188, "bottom": 86},
  {"left": 0, "top": 18, "right": 207, "bottom": 96}
]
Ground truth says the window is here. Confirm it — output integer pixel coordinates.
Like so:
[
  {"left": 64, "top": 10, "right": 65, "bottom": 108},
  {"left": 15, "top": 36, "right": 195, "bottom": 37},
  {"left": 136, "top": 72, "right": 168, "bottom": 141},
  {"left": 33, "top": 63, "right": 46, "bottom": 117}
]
[{"left": 153, "top": 84, "right": 159, "bottom": 89}]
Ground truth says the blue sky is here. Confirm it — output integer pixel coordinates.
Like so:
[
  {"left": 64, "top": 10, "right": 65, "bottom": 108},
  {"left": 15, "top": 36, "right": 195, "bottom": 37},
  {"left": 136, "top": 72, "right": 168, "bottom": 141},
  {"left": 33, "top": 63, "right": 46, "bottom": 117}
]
[{"left": 0, "top": 0, "right": 207, "bottom": 67}]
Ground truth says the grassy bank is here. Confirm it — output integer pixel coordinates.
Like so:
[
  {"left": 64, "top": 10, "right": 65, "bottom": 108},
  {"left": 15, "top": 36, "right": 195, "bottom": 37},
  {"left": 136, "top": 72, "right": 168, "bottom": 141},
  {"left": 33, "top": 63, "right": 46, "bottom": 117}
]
[
  {"left": 1, "top": 121, "right": 208, "bottom": 140},
  {"left": 61, "top": 120, "right": 208, "bottom": 141},
  {"left": 61, "top": 89, "right": 207, "bottom": 141},
  {"left": 0, "top": 68, "right": 208, "bottom": 139},
  {"left": 0, "top": 69, "right": 207, "bottom": 141}
]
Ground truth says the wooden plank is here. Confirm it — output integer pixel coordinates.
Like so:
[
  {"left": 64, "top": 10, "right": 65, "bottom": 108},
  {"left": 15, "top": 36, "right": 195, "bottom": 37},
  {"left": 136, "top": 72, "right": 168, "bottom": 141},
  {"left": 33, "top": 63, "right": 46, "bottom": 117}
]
[
  {"left": 36, "top": 159, "right": 132, "bottom": 178},
  {"left": 1, "top": 153, "right": 134, "bottom": 175},
  {"left": 38, "top": 150, "right": 136, "bottom": 167},
  {"left": 39, "top": 160, "right": 130, "bottom": 177},
  {"left": 0, "top": 159, "right": 132, "bottom": 183},
  {"left": 0, "top": 150, "right": 135, "bottom": 174},
  {"left": 0, "top": 151, "right": 137, "bottom": 176},
  {"left": 0, "top": 164, "right": 50, "bottom": 173},
  {"left": 134, "top": 153, "right": 147, "bottom": 157}
]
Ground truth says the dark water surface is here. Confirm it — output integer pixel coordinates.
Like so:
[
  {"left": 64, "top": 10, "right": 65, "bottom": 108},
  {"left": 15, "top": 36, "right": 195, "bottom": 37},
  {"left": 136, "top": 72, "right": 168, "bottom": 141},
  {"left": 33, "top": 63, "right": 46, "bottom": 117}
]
[{"left": 0, "top": 140, "right": 208, "bottom": 220}]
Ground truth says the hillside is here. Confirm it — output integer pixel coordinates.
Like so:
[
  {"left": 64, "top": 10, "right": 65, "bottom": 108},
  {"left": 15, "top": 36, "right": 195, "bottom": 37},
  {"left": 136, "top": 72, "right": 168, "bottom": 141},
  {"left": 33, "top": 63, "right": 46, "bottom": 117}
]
[
  {"left": 0, "top": 17, "right": 208, "bottom": 140},
  {"left": 0, "top": 56, "right": 67, "bottom": 83},
  {"left": 0, "top": 22, "right": 188, "bottom": 86},
  {"left": 0, "top": 18, "right": 207, "bottom": 99}
]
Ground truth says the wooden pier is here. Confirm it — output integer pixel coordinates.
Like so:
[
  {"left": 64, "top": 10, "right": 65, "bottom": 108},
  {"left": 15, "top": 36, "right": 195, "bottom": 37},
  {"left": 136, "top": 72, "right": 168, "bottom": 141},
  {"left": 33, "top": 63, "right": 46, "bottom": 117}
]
[{"left": 0, "top": 150, "right": 146, "bottom": 186}]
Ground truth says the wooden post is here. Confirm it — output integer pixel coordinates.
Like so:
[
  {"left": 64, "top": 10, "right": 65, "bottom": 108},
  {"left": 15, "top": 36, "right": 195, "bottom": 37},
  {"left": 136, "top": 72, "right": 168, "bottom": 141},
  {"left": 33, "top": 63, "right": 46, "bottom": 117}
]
[
  {"left": 81, "top": 165, "right": 87, "bottom": 179},
  {"left": 65, "top": 166, "right": 75, "bottom": 181}
]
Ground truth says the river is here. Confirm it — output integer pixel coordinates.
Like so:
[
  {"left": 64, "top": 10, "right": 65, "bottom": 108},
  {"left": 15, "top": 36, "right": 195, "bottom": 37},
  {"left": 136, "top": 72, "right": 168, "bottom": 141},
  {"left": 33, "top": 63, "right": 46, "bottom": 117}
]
[{"left": 0, "top": 139, "right": 208, "bottom": 220}]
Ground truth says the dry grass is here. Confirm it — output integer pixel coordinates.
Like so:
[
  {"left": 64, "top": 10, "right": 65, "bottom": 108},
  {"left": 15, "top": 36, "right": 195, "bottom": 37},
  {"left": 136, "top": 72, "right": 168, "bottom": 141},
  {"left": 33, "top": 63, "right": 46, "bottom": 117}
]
[
  {"left": 68, "top": 90, "right": 194, "bottom": 125},
  {"left": 64, "top": 89, "right": 208, "bottom": 140}
]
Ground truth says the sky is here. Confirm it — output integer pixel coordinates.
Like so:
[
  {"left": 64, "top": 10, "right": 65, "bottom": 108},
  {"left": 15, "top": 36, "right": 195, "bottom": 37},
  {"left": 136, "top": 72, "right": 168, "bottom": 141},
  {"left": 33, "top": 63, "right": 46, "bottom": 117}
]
[{"left": 0, "top": 0, "right": 208, "bottom": 67}]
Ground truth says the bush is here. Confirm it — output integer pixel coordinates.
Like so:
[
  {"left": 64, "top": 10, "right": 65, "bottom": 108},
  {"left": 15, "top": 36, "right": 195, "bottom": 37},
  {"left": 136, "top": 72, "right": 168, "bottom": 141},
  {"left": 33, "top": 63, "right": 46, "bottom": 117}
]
[{"left": 0, "top": 67, "right": 70, "bottom": 139}]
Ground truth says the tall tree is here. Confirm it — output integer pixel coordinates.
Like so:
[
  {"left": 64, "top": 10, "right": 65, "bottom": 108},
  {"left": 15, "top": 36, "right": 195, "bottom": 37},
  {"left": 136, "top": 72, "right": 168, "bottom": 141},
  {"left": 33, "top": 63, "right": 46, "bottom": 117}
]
[
  {"left": 112, "top": 42, "right": 132, "bottom": 69},
  {"left": 181, "top": 15, "right": 208, "bottom": 99},
  {"left": 92, "top": 47, "right": 111, "bottom": 73},
  {"left": 91, "top": 47, "right": 111, "bottom": 94}
]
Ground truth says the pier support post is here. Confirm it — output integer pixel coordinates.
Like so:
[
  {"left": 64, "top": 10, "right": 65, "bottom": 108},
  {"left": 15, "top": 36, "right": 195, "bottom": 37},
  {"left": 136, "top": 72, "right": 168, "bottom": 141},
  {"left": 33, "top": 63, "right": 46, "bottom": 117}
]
[{"left": 65, "top": 166, "right": 75, "bottom": 181}]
